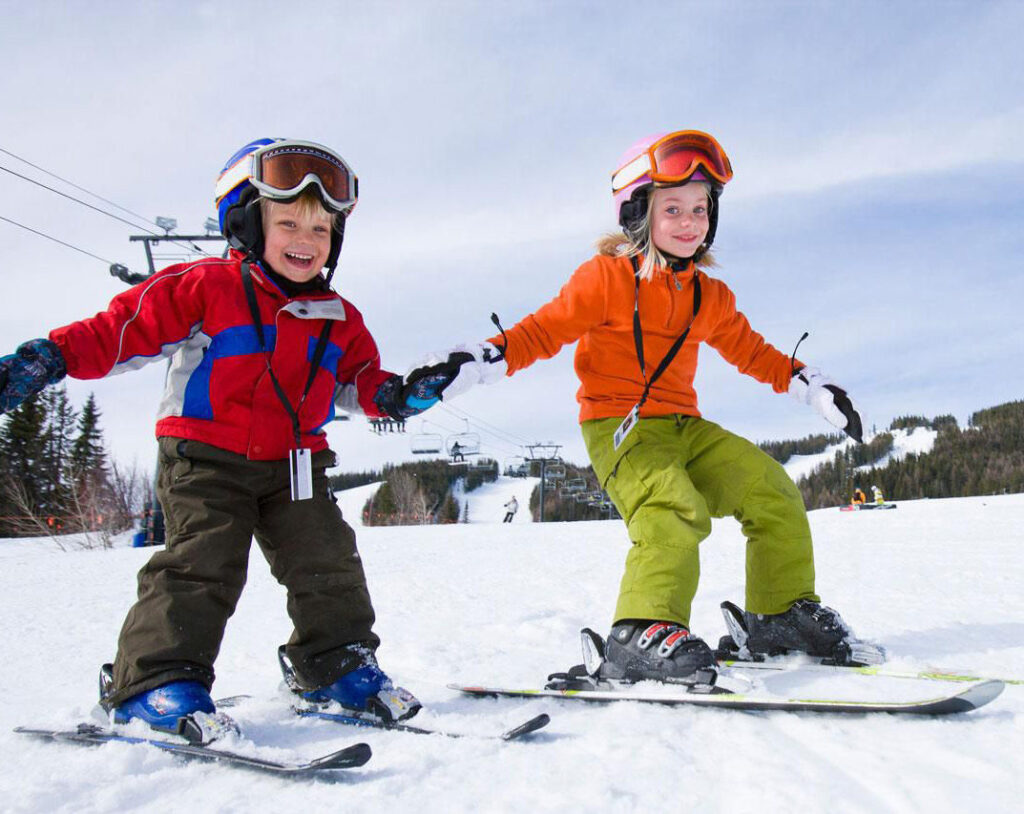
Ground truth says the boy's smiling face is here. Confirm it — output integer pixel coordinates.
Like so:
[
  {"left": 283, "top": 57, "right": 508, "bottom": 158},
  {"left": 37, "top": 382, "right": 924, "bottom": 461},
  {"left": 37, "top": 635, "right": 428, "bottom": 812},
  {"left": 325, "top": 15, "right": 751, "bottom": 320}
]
[{"left": 261, "top": 199, "right": 333, "bottom": 283}]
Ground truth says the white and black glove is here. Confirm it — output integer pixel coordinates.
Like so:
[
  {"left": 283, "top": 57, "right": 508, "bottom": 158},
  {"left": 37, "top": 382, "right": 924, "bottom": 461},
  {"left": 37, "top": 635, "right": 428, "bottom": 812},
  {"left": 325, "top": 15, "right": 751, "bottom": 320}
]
[
  {"left": 405, "top": 342, "right": 507, "bottom": 402},
  {"left": 790, "top": 366, "right": 864, "bottom": 443}
]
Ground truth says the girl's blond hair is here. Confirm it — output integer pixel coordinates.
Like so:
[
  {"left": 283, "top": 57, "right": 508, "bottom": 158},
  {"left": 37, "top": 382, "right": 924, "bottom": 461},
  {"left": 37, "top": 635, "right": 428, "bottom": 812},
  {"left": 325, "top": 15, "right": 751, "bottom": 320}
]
[{"left": 597, "top": 183, "right": 716, "bottom": 280}]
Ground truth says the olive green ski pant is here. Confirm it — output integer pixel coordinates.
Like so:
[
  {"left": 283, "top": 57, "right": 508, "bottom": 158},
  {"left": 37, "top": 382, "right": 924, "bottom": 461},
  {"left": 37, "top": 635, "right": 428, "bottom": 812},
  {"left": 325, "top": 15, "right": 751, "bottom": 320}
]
[
  {"left": 582, "top": 415, "right": 819, "bottom": 628},
  {"left": 106, "top": 438, "right": 378, "bottom": 708}
]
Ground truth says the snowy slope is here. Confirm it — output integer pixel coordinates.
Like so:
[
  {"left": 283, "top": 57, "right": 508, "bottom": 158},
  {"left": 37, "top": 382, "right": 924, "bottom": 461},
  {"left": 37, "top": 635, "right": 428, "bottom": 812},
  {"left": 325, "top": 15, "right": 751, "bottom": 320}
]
[
  {"left": 455, "top": 475, "right": 539, "bottom": 524},
  {"left": 2, "top": 492, "right": 1022, "bottom": 813},
  {"left": 782, "top": 426, "right": 938, "bottom": 483}
]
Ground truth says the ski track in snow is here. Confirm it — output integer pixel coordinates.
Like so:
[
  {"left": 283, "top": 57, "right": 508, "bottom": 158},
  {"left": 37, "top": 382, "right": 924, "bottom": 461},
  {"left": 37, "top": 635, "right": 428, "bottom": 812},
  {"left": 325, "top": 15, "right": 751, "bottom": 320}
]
[{"left": 1, "top": 484, "right": 1022, "bottom": 813}]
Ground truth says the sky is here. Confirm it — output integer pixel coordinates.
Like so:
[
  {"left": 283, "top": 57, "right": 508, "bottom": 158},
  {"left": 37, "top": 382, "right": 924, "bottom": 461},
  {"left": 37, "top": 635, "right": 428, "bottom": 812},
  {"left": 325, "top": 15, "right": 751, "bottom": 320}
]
[{"left": 1, "top": 0, "right": 1022, "bottom": 472}]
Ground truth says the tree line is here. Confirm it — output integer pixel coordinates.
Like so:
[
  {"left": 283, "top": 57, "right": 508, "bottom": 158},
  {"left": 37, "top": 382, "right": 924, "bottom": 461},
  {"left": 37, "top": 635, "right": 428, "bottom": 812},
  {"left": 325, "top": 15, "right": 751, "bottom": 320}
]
[
  {"left": 0, "top": 386, "right": 143, "bottom": 544},
  {"left": 781, "top": 402, "right": 1024, "bottom": 508}
]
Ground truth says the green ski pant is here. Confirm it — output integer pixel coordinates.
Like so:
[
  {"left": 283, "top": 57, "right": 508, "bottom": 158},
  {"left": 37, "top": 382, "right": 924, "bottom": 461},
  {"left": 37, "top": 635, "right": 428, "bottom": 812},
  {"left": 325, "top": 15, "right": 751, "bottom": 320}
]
[
  {"left": 106, "top": 438, "right": 378, "bottom": 707},
  {"left": 582, "top": 415, "right": 818, "bottom": 628}
]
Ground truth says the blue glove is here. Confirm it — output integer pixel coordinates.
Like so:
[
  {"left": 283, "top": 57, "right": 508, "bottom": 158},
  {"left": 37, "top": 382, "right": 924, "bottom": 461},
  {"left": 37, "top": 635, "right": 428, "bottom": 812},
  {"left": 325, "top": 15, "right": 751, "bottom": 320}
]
[
  {"left": 0, "top": 338, "right": 67, "bottom": 414},
  {"left": 373, "top": 351, "right": 475, "bottom": 421}
]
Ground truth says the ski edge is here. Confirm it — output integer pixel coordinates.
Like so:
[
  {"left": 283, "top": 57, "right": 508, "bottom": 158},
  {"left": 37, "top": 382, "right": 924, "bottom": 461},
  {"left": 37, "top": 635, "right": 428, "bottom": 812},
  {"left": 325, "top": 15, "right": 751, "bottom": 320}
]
[
  {"left": 13, "top": 725, "right": 372, "bottom": 775},
  {"left": 718, "top": 659, "right": 1023, "bottom": 686},
  {"left": 448, "top": 678, "right": 1005, "bottom": 715},
  {"left": 293, "top": 707, "right": 551, "bottom": 741}
]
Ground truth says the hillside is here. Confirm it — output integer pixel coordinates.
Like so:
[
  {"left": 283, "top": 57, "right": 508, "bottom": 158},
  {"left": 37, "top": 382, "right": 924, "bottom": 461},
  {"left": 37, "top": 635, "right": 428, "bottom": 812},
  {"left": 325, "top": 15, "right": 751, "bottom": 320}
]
[{"left": 769, "top": 401, "right": 1024, "bottom": 508}]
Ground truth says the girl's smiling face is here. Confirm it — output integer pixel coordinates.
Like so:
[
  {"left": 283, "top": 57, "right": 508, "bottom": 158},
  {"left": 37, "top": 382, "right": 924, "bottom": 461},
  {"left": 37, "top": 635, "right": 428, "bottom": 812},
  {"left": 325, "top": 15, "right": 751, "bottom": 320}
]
[
  {"left": 261, "top": 199, "right": 333, "bottom": 283},
  {"left": 649, "top": 183, "right": 710, "bottom": 259}
]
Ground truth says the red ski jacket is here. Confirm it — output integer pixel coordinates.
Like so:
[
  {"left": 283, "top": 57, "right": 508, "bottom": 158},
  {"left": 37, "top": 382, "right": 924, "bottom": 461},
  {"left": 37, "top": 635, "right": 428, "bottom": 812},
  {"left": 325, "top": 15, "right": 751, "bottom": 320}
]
[{"left": 49, "top": 252, "right": 394, "bottom": 461}]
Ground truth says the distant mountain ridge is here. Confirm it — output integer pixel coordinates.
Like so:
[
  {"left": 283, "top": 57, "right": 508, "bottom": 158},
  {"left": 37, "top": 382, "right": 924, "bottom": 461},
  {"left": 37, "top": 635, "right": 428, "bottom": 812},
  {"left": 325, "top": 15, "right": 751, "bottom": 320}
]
[{"left": 763, "top": 400, "right": 1024, "bottom": 508}]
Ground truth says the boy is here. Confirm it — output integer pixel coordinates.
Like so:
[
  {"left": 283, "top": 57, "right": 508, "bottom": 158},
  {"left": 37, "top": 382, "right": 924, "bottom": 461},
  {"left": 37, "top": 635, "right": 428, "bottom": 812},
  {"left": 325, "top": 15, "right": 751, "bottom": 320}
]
[{"left": 0, "top": 139, "right": 457, "bottom": 742}]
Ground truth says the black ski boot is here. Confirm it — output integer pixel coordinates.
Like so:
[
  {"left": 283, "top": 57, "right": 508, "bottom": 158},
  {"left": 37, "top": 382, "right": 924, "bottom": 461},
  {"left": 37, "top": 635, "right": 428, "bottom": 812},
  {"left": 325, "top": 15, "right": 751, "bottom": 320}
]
[
  {"left": 718, "top": 600, "right": 885, "bottom": 666},
  {"left": 600, "top": 621, "right": 717, "bottom": 686}
]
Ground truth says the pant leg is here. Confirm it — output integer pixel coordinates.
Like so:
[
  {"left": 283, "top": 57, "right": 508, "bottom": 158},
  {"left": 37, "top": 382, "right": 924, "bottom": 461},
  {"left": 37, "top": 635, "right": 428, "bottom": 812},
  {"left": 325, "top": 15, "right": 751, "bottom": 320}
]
[
  {"left": 253, "top": 448, "right": 378, "bottom": 690},
  {"left": 680, "top": 418, "right": 819, "bottom": 614},
  {"left": 108, "top": 439, "right": 258, "bottom": 706},
  {"left": 583, "top": 416, "right": 710, "bottom": 628}
]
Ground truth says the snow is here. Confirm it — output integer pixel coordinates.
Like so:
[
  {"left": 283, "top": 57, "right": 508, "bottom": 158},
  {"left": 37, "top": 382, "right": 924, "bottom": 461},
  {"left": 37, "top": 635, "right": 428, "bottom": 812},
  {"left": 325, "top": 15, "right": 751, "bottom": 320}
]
[
  {"left": 782, "top": 426, "right": 939, "bottom": 483},
  {"left": 1, "top": 486, "right": 1022, "bottom": 813}
]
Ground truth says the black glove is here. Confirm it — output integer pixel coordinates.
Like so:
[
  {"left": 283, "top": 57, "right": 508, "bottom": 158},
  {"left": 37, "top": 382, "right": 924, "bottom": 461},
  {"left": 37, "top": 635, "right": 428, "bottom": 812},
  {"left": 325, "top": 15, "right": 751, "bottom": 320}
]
[{"left": 0, "top": 338, "right": 67, "bottom": 414}]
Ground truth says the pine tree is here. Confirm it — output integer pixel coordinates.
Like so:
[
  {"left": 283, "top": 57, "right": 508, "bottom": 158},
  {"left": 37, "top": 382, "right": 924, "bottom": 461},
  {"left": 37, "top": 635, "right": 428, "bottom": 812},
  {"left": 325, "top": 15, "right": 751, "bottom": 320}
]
[
  {"left": 70, "top": 393, "right": 106, "bottom": 477},
  {"left": 0, "top": 394, "right": 47, "bottom": 533},
  {"left": 38, "top": 385, "right": 77, "bottom": 518}
]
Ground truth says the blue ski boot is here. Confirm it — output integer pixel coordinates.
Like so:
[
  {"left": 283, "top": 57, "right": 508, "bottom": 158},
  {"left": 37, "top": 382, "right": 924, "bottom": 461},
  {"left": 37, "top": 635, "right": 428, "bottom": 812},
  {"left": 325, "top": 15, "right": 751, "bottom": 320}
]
[
  {"left": 279, "top": 645, "right": 421, "bottom": 722},
  {"left": 99, "top": 664, "right": 239, "bottom": 744}
]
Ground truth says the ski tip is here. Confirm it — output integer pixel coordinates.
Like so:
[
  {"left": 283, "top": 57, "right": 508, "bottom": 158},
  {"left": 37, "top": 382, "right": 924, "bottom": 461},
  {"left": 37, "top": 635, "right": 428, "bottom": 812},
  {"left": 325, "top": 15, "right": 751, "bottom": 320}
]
[
  {"left": 957, "top": 679, "right": 1005, "bottom": 710},
  {"left": 308, "top": 741, "right": 372, "bottom": 770},
  {"left": 501, "top": 713, "right": 551, "bottom": 741}
]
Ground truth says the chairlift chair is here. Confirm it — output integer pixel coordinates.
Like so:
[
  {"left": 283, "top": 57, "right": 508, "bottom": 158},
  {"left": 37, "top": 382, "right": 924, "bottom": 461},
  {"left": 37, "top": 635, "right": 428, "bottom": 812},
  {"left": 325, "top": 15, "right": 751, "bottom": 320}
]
[
  {"left": 446, "top": 433, "right": 481, "bottom": 458},
  {"left": 545, "top": 463, "right": 566, "bottom": 480},
  {"left": 410, "top": 432, "right": 443, "bottom": 455}
]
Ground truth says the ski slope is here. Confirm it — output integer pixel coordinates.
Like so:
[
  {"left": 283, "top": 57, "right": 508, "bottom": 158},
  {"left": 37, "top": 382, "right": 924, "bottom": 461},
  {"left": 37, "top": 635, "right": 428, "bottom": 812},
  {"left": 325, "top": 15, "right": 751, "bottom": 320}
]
[
  {"left": 781, "top": 426, "right": 938, "bottom": 483},
  {"left": 1, "top": 489, "right": 1021, "bottom": 813}
]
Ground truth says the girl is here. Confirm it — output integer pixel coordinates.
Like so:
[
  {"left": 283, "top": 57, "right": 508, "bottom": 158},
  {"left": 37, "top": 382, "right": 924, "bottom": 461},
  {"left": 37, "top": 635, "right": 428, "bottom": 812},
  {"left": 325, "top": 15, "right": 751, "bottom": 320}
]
[{"left": 409, "top": 130, "right": 882, "bottom": 685}]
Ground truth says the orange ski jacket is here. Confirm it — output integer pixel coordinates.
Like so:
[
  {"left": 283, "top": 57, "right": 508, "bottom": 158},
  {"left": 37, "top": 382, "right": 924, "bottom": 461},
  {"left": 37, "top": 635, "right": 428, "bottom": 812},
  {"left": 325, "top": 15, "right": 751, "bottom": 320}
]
[{"left": 492, "top": 254, "right": 796, "bottom": 423}]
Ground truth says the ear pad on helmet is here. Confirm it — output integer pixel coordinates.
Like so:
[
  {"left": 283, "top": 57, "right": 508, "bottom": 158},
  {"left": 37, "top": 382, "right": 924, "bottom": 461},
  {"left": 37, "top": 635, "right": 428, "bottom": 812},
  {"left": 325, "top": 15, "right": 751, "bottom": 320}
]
[
  {"left": 224, "top": 195, "right": 264, "bottom": 258},
  {"left": 619, "top": 187, "right": 650, "bottom": 240}
]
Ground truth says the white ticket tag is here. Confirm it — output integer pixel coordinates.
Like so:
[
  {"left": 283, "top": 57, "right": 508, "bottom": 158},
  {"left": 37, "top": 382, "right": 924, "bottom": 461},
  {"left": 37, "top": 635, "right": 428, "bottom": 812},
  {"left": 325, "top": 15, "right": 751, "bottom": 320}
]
[
  {"left": 289, "top": 448, "right": 314, "bottom": 501},
  {"left": 613, "top": 403, "right": 641, "bottom": 450}
]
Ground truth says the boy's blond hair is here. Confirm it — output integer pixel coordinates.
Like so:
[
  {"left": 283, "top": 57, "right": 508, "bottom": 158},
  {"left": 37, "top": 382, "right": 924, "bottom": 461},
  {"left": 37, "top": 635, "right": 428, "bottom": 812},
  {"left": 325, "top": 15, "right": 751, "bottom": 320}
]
[
  {"left": 259, "top": 186, "right": 343, "bottom": 232},
  {"left": 596, "top": 182, "right": 716, "bottom": 280}
]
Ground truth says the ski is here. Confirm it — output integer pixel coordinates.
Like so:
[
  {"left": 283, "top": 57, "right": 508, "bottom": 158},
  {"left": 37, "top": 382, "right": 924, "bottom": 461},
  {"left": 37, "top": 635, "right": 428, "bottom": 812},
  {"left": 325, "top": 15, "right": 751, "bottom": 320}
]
[
  {"left": 14, "top": 723, "right": 371, "bottom": 777},
  {"left": 449, "top": 678, "right": 1004, "bottom": 715},
  {"left": 717, "top": 657, "right": 1024, "bottom": 686},
  {"left": 217, "top": 694, "right": 550, "bottom": 741},
  {"left": 293, "top": 706, "right": 551, "bottom": 741},
  {"left": 714, "top": 600, "right": 1021, "bottom": 685}
]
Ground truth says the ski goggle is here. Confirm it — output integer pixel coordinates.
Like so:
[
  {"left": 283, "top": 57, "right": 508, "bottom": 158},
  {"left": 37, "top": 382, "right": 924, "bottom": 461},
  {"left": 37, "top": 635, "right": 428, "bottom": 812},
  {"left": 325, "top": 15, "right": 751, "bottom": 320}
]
[
  {"left": 215, "top": 140, "right": 358, "bottom": 213},
  {"left": 612, "top": 130, "right": 733, "bottom": 194}
]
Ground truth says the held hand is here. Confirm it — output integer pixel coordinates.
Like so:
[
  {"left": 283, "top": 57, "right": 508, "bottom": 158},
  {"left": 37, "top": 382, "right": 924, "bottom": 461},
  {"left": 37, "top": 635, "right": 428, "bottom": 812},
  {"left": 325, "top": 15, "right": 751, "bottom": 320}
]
[
  {"left": 373, "top": 342, "right": 507, "bottom": 421},
  {"left": 405, "top": 342, "right": 506, "bottom": 402},
  {"left": 0, "top": 338, "right": 67, "bottom": 414},
  {"left": 790, "top": 366, "right": 864, "bottom": 443}
]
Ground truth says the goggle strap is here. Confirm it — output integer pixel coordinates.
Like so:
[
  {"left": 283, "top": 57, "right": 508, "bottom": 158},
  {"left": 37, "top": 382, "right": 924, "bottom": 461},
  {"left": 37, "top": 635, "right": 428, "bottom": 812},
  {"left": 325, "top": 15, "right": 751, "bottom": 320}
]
[
  {"left": 214, "top": 154, "right": 256, "bottom": 204},
  {"left": 612, "top": 153, "right": 653, "bottom": 193}
]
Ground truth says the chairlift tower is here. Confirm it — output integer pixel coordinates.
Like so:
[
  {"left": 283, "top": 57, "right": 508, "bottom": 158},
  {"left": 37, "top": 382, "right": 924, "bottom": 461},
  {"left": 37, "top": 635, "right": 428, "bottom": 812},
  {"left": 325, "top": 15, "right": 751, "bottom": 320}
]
[{"left": 525, "top": 442, "right": 562, "bottom": 522}]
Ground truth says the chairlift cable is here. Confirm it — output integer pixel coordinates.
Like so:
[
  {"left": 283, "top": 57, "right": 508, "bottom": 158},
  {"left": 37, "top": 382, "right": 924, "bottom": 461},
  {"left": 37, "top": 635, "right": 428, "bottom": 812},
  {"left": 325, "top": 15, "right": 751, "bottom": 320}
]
[
  {"left": 0, "top": 214, "right": 118, "bottom": 265},
  {"left": 438, "top": 402, "right": 532, "bottom": 448},
  {"left": 0, "top": 146, "right": 157, "bottom": 228},
  {"left": 0, "top": 163, "right": 213, "bottom": 257}
]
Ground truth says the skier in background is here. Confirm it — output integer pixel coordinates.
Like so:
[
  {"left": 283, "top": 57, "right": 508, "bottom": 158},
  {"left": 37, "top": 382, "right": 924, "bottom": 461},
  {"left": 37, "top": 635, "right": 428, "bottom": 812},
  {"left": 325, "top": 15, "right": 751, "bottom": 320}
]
[
  {"left": 872, "top": 484, "right": 885, "bottom": 504},
  {"left": 405, "top": 129, "right": 883, "bottom": 686},
  {"left": 852, "top": 486, "right": 867, "bottom": 505},
  {"left": 503, "top": 496, "right": 519, "bottom": 523},
  {"left": 0, "top": 138, "right": 464, "bottom": 743}
]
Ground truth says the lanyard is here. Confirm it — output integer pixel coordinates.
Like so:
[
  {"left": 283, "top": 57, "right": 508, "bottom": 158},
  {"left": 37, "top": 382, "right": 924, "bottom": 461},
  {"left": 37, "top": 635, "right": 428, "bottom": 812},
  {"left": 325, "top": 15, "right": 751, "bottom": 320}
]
[
  {"left": 241, "top": 262, "right": 333, "bottom": 449},
  {"left": 630, "top": 255, "right": 702, "bottom": 409}
]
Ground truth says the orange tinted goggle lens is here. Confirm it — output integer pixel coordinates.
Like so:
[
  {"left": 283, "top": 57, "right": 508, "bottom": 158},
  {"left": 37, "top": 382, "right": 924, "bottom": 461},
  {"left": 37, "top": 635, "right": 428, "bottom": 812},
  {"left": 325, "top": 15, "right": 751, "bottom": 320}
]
[
  {"left": 650, "top": 133, "right": 733, "bottom": 183},
  {"left": 258, "top": 149, "right": 352, "bottom": 202}
]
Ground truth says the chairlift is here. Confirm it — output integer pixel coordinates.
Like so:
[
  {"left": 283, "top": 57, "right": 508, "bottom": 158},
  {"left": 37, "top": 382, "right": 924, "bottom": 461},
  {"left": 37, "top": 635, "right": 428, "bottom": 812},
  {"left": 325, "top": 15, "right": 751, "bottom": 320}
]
[
  {"left": 564, "top": 478, "right": 587, "bottom": 494},
  {"left": 410, "top": 421, "right": 443, "bottom": 455},
  {"left": 504, "top": 456, "right": 529, "bottom": 478},
  {"left": 545, "top": 463, "right": 566, "bottom": 481},
  {"left": 471, "top": 457, "right": 497, "bottom": 471},
  {"left": 446, "top": 432, "right": 480, "bottom": 458}
]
